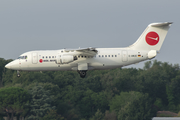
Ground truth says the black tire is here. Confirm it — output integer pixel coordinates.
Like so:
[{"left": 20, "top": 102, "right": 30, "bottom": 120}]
[
  {"left": 78, "top": 70, "right": 87, "bottom": 78},
  {"left": 80, "top": 74, "right": 86, "bottom": 78}
]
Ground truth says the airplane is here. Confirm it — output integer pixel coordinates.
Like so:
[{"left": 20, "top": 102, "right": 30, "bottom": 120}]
[{"left": 5, "top": 22, "right": 172, "bottom": 78}]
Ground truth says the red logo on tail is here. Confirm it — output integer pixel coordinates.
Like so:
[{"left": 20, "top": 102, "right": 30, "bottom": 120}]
[{"left": 145, "top": 32, "right": 159, "bottom": 46}]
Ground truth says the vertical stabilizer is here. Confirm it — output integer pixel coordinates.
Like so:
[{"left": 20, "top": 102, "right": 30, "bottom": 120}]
[{"left": 129, "top": 22, "right": 172, "bottom": 51}]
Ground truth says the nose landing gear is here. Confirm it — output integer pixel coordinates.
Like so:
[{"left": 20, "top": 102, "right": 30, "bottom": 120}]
[
  {"left": 17, "top": 71, "right": 21, "bottom": 77},
  {"left": 77, "top": 70, "right": 87, "bottom": 78}
]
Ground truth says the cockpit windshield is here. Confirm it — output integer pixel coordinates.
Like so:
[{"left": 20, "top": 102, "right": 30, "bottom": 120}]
[{"left": 17, "top": 56, "right": 27, "bottom": 59}]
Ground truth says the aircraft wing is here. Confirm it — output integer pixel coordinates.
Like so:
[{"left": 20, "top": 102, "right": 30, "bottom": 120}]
[{"left": 63, "top": 47, "right": 98, "bottom": 56}]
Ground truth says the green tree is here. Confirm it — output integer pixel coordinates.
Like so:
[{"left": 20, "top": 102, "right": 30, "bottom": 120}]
[
  {"left": 0, "top": 58, "right": 13, "bottom": 87},
  {"left": 79, "top": 89, "right": 109, "bottom": 118},
  {"left": 41, "top": 109, "right": 65, "bottom": 120},
  {"left": 27, "top": 84, "right": 55, "bottom": 120},
  {"left": 109, "top": 91, "right": 155, "bottom": 120},
  {"left": 143, "top": 61, "right": 152, "bottom": 70},
  {"left": 0, "top": 87, "right": 31, "bottom": 120},
  {"left": 166, "top": 75, "right": 180, "bottom": 112},
  {"left": 136, "top": 60, "right": 179, "bottom": 107},
  {"left": 89, "top": 109, "right": 104, "bottom": 120},
  {"left": 104, "top": 110, "right": 117, "bottom": 120}
]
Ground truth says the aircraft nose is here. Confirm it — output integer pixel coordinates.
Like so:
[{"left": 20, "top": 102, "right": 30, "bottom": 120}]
[
  {"left": 5, "top": 63, "right": 11, "bottom": 69},
  {"left": 5, "top": 60, "right": 19, "bottom": 70}
]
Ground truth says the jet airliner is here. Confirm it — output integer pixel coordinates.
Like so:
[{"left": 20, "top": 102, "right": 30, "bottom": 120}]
[{"left": 5, "top": 22, "right": 172, "bottom": 78}]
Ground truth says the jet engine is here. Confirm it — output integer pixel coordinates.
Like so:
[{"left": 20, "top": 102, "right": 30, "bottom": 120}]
[{"left": 56, "top": 55, "right": 77, "bottom": 64}]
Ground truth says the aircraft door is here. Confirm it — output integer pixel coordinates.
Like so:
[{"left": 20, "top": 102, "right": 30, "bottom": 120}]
[
  {"left": 32, "top": 53, "right": 38, "bottom": 64},
  {"left": 122, "top": 51, "right": 128, "bottom": 62}
]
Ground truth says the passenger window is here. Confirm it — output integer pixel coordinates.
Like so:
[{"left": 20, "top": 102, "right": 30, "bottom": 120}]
[
  {"left": 108, "top": 55, "right": 110, "bottom": 57},
  {"left": 102, "top": 55, "right": 104, "bottom": 57},
  {"left": 115, "top": 55, "right": 117, "bottom": 57},
  {"left": 81, "top": 56, "right": 83, "bottom": 58},
  {"left": 105, "top": 55, "right": 107, "bottom": 57},
  {"left": 52, "top": 56, "right": 54, "bottom": 58},
  {"left": 49, "top": 56, "right": 51, "bottom": 58},
  {"left": 42, "top": 56, "right": 44, "bottom": 59},
  {"left": 25, "top": 56, "right": 27, "bottom": 59},
  {"left": 112, "top": 55, "right": 113, "bottom": 57},
  {"left": 99, "top": 55, "right": 101, "bottom": 57},
  {"left": 46, "top": 56, "right": 48, "bottom": 58}
]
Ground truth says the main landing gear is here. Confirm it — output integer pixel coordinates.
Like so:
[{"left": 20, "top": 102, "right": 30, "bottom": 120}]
[
  {"left": 17, "top": 71, "right": 21, "bottom": 77},
  {"left": 77, "top": 70, "right": 87, "bottom": 78}
]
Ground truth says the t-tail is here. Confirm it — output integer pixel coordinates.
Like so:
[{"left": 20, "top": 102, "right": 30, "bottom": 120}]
[
  {"left": 129, "top": 22, "right": 172, "bottom": 51},
  {"left": 129, "top": 22, "right": 172, "bottom": 59}
]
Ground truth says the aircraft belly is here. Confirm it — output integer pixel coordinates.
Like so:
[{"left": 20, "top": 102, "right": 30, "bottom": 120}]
[{"left": 88, "top": 58, "right": 122, "bottom": 70}]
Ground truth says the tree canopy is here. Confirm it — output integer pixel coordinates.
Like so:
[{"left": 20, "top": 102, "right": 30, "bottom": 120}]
[
  {"left": 0, "top": 87, "right": 31, "bottom": 120},
  {"left": 1, "top": 59, "right": 180, "bottom": 119}
]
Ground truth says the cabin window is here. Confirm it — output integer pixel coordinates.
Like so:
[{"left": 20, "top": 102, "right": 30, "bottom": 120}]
[
  {"left": 42, "top": 56, "right": 44, "bottom": 59},
  {"left": 112, "top": 55, "right": 113, "bottom": 57},
  {"left": 99, "top": 55, "right": 101, "bottom": 57},
  {"left": 52, "top": 56, "right": 54, "bottom": 58},
  {"left": 108, "top": 55, "right": 110, "bottom": 57},
  {"left": 49, "top": 56, "right": 51, "bottom": 58},
  {"left": 102, "top": 55, "right": 104, "bottom": 57},
  {"left": 115, "top": 55, "right": 117, "bottom": 57},
  {"left": 105, "top": 55, "right": 107, "bottom": 57}
]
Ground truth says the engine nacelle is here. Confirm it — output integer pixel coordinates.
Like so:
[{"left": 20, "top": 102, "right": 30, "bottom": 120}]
[{"left": 56, "top": 55, "right": 77, "bottom": 64}]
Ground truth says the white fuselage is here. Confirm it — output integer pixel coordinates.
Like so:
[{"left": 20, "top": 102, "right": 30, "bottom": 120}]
[
  {"left": 5, "top": 22, "right": 172, "bottom": 78},
  {"left": 6, "top": 48, "right": 149, "bottom": 71}
]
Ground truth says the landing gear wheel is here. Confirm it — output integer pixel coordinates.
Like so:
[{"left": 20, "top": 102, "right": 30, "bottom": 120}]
[
  {"left": 80, "top": 71, "right": 86, "bottom": 78},
  {"left": 17, "top": 71, "right": 21, "bottom": 77},
  {"left": 77, "top": 70, "right": 87, "bottom": 78}
]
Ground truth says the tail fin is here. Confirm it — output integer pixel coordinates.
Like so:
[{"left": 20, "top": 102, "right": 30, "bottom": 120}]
[{"left": 129, "top": 22, "right": 172, "bottom": 51}]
